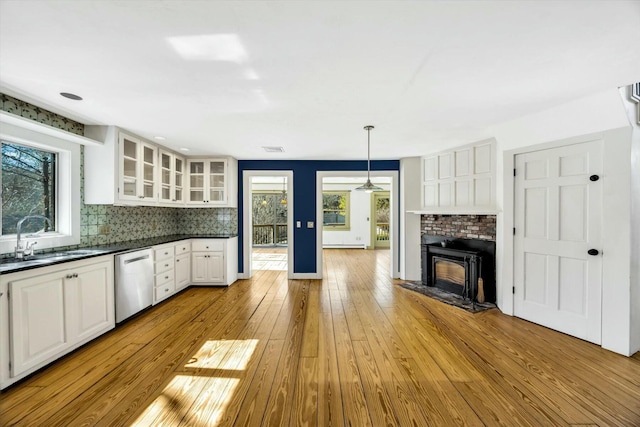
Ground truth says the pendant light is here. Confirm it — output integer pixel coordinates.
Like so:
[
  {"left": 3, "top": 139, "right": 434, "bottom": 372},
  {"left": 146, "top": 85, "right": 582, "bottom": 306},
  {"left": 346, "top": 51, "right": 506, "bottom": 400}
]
[{"left": 355, "top": 125, "right": 383, "bottom": 193}]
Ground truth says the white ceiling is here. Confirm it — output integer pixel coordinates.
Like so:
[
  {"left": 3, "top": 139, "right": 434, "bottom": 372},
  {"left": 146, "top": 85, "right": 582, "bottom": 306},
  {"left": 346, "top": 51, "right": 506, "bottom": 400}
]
[{"left": 1, "top": 1, "right": 639, "bottom": 160}]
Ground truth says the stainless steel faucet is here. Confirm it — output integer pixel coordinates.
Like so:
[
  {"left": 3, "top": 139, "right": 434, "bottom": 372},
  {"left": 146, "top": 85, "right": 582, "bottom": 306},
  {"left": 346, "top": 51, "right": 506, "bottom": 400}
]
[{"left": 15, "top": 215, "right": 53, "bottom": 259}]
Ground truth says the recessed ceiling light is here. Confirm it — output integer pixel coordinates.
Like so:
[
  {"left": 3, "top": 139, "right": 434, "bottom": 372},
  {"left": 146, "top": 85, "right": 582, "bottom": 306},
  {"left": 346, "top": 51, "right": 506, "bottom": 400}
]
[
  {"left": 179, "top": 147, "right": 190, "bottom": 152},
  {"left": 154, "top": 136, "right": 166, "bottom": 140},
  {"left": 262, "top": 146, "right": 284, "bottom": 153},
  {"left": 60, "top": 92, "right": 82, "bottom": 101}
]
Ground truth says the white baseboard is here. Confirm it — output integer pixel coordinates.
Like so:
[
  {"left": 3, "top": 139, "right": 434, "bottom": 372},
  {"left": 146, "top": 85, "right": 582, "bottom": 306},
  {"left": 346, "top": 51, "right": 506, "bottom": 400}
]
[{"left": 291, "top": 273, "right": 322, "bottom": 279}]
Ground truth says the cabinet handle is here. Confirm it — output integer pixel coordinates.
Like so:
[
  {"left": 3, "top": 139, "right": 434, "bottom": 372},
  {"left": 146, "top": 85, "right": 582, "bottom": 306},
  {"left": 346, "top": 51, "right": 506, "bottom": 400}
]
[
  {"left": 176, "top": 259, "right": 180, "bottom": 262},
  {"left": 165, "top": 276, "right": 169, "bottom": 279},
  {"left": 165, "top": 288, "right": 169, "bottom": 292},
  {"left": 66, "top": 274, "right": 73, "bottom": 279},
  {"left": 165, "top": 263, "right": 169, "bottom": 267},
  {"left": 138, "top": 195, "right": 144, "bottom": 198},
  {"left": 73, "top": 273, "right": 78, "bottom": 278},
  {"left": 164, "top": 252, "right": 168, "bottom": 255}
]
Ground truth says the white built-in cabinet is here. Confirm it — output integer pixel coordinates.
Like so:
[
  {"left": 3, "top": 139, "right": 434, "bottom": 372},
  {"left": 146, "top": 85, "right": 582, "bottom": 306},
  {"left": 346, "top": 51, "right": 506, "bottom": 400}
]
[
  {"left": 191, "top": 238, "right": 238, "bottom": 286},
  {"left": 84, "top": 126, "right": 237, "bottom": 207},
  {"left": 159, "top": 150, "right": 185, "bottom": 205},
  {"left": 152, "top": 240, "right": 191, "bottom": 304},
  {"left": 119, "top": 134, "right": 158, "bottom": 203},
  {"left": 421, "top": 140, "right": 496, "bottom": 212},
  {"left": 1, "top": 256, "right": 114, "bottom": 383},
  {"left": 187, "top": 159, "right": 228, "bottom": 205}
]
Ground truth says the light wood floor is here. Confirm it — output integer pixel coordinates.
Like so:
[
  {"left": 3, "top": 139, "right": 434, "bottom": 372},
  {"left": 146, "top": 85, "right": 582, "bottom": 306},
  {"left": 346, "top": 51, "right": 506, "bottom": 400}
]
[
  {"left": 252, "top": 247, "right": 287, "bottom": 271},
  {"left": 2, "top": 249, "right": 640, "bottom": 426}
]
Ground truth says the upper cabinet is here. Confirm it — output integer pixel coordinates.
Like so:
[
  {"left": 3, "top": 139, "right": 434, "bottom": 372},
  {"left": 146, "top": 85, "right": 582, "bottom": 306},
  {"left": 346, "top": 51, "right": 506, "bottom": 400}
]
[
  {"left": 119, "top": 134, "right": 157, "bottom": 203},
  {"left": 420, "top": 140, "right": 496, "bottom": 213},
  {"left": 84, "top": 126, "right": 237, "bottom": 207},
  {"left": 159, "top": 150, "right": 185, "bottom": 205}
]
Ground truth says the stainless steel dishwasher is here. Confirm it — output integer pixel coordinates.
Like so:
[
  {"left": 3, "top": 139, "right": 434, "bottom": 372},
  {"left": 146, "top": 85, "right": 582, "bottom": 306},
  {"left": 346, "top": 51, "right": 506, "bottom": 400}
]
[{"left": 115, "top": 248, "right": 154, "bottom": 323}]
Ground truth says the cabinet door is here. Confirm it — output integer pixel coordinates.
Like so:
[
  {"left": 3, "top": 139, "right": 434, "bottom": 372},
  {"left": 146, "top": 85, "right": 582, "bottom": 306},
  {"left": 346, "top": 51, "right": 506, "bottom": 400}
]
[
  {"left": 187, "top": 160, "right": 206, "bottom": 204},
  {"left": 175, "top": 253, "right": 191, "bottom": 290},
  {"left": 119, "top": 134, "right": 141, "bottom": 201},
  {"left": 206, "top": 252, "right": 224, "bottom": 283},
  {"left": 9, "top": 274, "right": 68, "bottom": 376},
  {"left": 174, "top": 156, "right": 185, "bottom": 203},
  {"left": 119, "top": 134, "right": 157, "bottom": 203},
  {"left": 67, "top": 261, "right": 114, "bottom": 343},
  {"left": 191, "top": 253, "right": 209, "bottom": 282},
  {"left": 159, "top": 150, "right": 173, "bottom": 203},
  {"left": 208, "top": 160, "right": 227, "bottom": 204}
]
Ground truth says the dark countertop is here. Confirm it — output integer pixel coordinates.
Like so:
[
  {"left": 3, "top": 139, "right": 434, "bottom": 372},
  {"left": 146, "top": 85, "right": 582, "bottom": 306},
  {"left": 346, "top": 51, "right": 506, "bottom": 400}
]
[{"left": 0, "top": 234, "right": 237, "bottom": 275}]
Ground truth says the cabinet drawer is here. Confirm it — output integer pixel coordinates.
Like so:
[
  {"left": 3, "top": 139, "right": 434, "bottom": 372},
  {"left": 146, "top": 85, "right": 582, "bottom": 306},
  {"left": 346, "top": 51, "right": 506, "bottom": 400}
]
[
  {"left": 191, "top": 239, "right": 224, "bottom": 252},
  {"left": 155, "top": 282, "right": 175, "bottom": 302},
  {"left": 175, "top": 241, "right": 191, "bottom": 254},
  {"left": 155, "top": 270, "right": 175, "bottom": 287},
  {"left": 154, "top": 246, "right": 174, "bottom": 261},
  {"left": 155, "top": 259, "right": 174, "bottom": 274}
]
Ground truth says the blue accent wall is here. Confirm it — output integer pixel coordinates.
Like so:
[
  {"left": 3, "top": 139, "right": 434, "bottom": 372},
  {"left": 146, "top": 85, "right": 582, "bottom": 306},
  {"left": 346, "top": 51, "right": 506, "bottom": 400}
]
[{"left": 238, "top": 160, "right": 400, "bottom": 274}]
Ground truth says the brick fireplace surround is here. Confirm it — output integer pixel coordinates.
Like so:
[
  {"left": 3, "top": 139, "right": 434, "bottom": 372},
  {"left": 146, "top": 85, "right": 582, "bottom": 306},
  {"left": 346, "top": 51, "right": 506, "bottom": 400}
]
[{"left": 420, "top": 214, "right": 496, "bottom": 241}]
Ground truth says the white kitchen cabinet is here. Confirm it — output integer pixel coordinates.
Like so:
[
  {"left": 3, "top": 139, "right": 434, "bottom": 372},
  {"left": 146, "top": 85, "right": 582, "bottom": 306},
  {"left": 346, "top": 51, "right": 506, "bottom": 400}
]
[
  {"left": 153, "top": 244, "right": 176, "bottom": 304},
  {"left": 191, "top": 238, "right": 237, "bottom": 285},
  {"left": 186, "top": 158, "right": 237, "bottom": 207},
  {"left": 119, "top": 133, "right": 157, "bottom": 203},
  {"left": 84, "top": 126, "right": 237, "bottom": 207},
  {"left": 175, "top": 240, "right": 191, "bottom": 291},
  {"left": 2, "top": 256, "right": 114, "bottom": 384},
  {"left": 159, "top": 150, "right": 185, "bottom": 205}
]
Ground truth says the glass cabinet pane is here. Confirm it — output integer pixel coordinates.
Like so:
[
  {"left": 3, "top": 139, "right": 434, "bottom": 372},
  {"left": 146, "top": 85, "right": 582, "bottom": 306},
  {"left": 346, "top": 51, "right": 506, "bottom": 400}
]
[
  {"left": 161, "top": 153, "right": 170, "bottom": 169},
  {"left": 143, "top": 183, "right": 154, "bottom": 198},
  {"left": 175, "top": 158, "right": 183, "bottom": 173},
  {"left": 123, "top": 139, "right": 137, "bottom": 159},
  {"left": 143, "top": 146, "right": 155, "bottom": 164},
  {"left": 123, "top": 181, "right": 136, "bottom": 196},
  {"left": 190, "top": 162, "right": 204, "bottom": 174},
  {"left": 210, "top": 190, "right": 223, "bottom": 201},
  {"left": 190, "top": 175, "right": 204, "bottom": 188},
  {"left": 175, "top": 173, "right": 182, "bottom": 187},
  {"left": 144, "top": 164, "right": 154, "bottom": 181},
  {"left": 123, "top": 158, "right": 136, "bottom": 178},
  {"left": 162, "top": 186, "right": 170, "bottom": 200},
  {"left": 209, "top": 161, "right": 224, "bottom": 174},
  {"left": 190, "top": 190, "right": 204, "bottom": 202},
  {"left": 210, "top": 175, "right": 225, "bottom": 188},
  {"left": 175, "top": 188, "right": 182, "bottom": 201}
]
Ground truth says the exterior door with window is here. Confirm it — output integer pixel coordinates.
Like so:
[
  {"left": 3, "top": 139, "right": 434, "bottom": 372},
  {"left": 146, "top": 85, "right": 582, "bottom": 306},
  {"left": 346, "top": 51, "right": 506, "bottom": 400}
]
[
  {"left": 514, "top": 140, "right": 603, "bottom": 344},
  {"left": 372, "top": 192, "right": 390, "bottom": 248}
]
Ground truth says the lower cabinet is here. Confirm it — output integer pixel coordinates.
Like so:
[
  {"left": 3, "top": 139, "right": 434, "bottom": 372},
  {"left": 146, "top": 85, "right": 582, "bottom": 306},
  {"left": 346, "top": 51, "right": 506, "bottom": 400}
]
[
  {"left": 4, "top": 256, "right": 114, "bottom": 381},
  {"left": 192, "top": 251, "right": 224, "bottom": 283},
  {"left": 191, "top": 237, "right": 237, "bottom": 286},
  {"left": 175, "top": 252, "right": 191, "bottom": 291},
  {"left": 152, "top": 240, "right": 191, "bottom": 303}
]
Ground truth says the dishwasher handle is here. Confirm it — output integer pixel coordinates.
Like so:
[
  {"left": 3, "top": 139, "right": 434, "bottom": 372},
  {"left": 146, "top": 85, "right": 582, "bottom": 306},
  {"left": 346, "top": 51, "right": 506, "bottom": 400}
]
[{"left": 123, "top": 254, "right": 150, "bottom": 264}]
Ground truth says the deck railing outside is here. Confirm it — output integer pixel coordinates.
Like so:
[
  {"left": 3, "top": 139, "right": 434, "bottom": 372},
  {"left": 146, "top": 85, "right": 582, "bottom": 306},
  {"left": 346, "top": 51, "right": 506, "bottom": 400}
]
[{"left": 253, "top": 224, "right": 288, "bottom": 246}]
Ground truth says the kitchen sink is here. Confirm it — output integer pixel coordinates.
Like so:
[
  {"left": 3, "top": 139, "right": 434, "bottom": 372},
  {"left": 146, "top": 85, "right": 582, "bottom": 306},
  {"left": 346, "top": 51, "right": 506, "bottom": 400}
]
[{"left": 1, "top": 247, "right": 113, "bottom": 273}]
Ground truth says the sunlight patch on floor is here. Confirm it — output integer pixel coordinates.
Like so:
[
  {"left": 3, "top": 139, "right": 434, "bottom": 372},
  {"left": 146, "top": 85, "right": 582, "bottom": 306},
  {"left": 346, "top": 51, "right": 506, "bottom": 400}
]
[
  {"left": 131, "top": 339, "right": 257, "bottom": 426},
  {"left": 252, "top": 251, "right": 287, "bottom": 271}
]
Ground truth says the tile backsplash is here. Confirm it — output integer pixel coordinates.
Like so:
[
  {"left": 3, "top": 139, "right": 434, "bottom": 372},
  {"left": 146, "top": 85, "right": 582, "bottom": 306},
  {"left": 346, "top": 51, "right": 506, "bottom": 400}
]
[{"left": 1, "top": 93, "right": 237, "bottom": 257}]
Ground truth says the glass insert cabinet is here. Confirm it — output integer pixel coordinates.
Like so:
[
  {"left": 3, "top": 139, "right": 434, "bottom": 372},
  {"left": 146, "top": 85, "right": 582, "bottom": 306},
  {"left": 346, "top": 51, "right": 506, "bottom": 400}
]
[
  {"left": 119, "top": 133, "right": 157, "bottom": 202},
  {"left": 186, "top": 159, "right": 228, "bottom": 205}
]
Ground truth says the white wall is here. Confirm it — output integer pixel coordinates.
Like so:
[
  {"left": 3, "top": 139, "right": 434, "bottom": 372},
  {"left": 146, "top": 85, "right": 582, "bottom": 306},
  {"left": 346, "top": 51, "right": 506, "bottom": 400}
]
[
  {"left": 620, "top": 86, "right": 640, "bottom": 355},
  {"left": 400, "top": 157, "right": 422, "bottom": 280}
]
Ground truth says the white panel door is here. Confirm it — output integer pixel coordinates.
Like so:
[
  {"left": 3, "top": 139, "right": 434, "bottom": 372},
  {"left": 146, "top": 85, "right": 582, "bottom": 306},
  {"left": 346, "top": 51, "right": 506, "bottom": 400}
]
[
  {"left": 514, "top": 140, "right": 603, "bottom": 344},
  {"left": 10, "top": 274, "right": 68, "bottom": 376}
]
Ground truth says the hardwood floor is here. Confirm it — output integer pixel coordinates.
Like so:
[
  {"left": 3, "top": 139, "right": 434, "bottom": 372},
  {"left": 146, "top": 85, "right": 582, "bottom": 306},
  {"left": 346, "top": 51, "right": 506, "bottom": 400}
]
[
  {"left": 252, "top": 247, "right": 287, "bottom": 271},
  {"left": 2, "top": 248, "right": 640, "bottom": 426}
]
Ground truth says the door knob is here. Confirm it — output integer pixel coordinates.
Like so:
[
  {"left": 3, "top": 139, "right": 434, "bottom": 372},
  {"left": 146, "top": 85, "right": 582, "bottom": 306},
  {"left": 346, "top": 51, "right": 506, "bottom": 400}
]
[{"left": 588, "top": 249, "right": 599, "bottom": 256}]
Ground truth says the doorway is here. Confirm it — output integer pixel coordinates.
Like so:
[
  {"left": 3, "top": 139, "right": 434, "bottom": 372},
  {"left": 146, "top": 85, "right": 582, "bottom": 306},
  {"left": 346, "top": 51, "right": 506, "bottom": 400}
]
[
  {"left": 371, "top": 192, "right": 390, "bottom": 248},
  {"left": 242, "top": 172, "right": 293, "bottom": 278}
]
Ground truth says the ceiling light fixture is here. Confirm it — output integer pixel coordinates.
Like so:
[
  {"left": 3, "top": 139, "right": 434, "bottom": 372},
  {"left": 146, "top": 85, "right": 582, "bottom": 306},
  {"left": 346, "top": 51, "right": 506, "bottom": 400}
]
[
  {"left": 60, "top": 92, "right": 82, "bottom": 101},
  {"left": 179, "top": 147, "right": 190, "bottom": 152},
  {"left": 154, "top": 136, "right": 166, "bottom": 141},
  {"left": 355, "top": 125, "right": 383, "bottom": 193},
  {"left": 262, "top": 146, "right": 284, "bottom": 153}
]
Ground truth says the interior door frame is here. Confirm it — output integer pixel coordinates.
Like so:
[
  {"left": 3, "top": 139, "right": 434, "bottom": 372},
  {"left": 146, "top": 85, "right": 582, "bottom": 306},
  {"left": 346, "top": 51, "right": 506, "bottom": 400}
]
[
  {"left": 242, "top": 170, "right": 294, "bottom": 279},
  {"left": 316, "top": 170, "right": 400, "bottom": 279},
  {"left": 371, "top": 191, "right": 391, "bottom": 248}
]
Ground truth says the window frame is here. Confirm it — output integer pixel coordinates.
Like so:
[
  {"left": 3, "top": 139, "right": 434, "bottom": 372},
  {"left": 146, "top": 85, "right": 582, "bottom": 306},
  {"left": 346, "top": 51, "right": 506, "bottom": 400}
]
[
  {"left": 322, "top": 191, "right": 350, "bottom": 231},
  {"left": 0, "top": 115, "right": 81, "bottom": 254}
]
